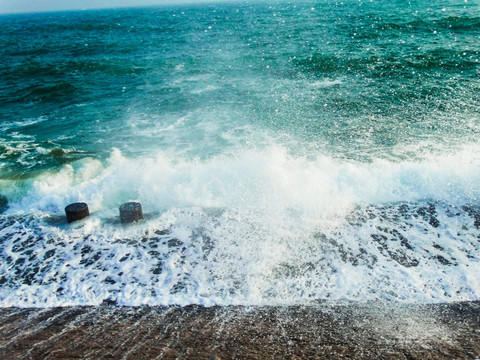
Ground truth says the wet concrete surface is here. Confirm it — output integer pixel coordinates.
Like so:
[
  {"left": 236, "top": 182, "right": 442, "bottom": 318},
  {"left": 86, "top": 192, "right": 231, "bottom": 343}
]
[{"left": 0, "top": 301, "right": 479, "bottom": 359}]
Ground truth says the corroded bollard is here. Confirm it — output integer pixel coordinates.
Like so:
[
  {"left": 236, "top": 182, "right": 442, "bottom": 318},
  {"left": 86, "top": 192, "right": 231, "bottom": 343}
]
[
  {"left": 119, "top": 202, "right": 143, "bottom": 224},
  {"left": 65, "top": 202, "right": 89, "bottom": 223}
]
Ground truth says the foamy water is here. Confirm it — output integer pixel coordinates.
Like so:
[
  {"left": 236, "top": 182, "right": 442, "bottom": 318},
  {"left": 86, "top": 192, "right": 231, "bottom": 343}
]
[{"left": 1, "top": 143, "right": 480, "bottom": 307}]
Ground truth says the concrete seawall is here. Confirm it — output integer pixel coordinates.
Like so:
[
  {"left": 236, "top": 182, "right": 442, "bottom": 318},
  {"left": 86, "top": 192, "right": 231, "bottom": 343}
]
[{"left": 0, "top": 301, "right": 479, "bottom": 359}]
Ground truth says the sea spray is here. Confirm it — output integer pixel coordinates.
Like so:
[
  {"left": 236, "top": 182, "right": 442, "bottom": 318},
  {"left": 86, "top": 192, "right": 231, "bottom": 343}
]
[{"left": 1, "top": 145, "right": 480, "bottom": 307}]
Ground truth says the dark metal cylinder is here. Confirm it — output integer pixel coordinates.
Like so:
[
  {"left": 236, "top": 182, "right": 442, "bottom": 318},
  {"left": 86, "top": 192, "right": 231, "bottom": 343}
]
[
  {"left": 119, "top": 202, "right": 143, "bottom": 224},
  {"left": 65, "top": 202, "right": 89, "bottom": 223}
]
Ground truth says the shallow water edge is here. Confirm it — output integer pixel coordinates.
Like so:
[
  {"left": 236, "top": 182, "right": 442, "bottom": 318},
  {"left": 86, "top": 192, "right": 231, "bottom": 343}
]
[{"left": 1, "top": 301, "right": 479, "bottom": 359}]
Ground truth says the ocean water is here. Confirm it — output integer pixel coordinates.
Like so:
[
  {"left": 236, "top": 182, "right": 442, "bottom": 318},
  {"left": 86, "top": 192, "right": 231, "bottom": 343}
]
[{"left": 0, "top": 0, "right": 480, "bottom": 307}]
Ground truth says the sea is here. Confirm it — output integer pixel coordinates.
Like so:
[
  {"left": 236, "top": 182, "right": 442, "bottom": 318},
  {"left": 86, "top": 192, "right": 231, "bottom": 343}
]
[{"left": 0, "top": 0, "right": 479, "bottom": 307}]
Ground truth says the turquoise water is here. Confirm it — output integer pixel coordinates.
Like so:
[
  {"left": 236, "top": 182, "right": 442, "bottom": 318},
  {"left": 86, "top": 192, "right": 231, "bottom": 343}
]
[{"left": 1, "top": 1, "right": 480, "bottom": 307}]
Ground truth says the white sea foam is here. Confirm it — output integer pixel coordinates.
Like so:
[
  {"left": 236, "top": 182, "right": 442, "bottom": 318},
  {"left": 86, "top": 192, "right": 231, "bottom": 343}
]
[
  {"left": 1, "top": 144, "right": 480, "bottom": 307},
  {"left": 0, "top": 116, "right": 48, "bottom": 132},
  {"left": 311, "top": 78, "right": 343, "bottom": 87},
  {"left": 5, "top": 144, "right": 480, "bottom": 217},
  {"left": 189, "top": 84, "right": 220, "bottom": 94}
]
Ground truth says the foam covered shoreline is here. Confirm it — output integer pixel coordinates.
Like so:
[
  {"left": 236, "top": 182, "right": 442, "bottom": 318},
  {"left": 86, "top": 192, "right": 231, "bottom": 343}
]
[{"left": 1, "top": 146, "right": 480, "bottom": 307}]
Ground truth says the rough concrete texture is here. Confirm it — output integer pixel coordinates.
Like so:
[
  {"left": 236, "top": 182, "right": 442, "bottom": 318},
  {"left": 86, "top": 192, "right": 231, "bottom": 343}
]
[{"left": 0, "top": 301, "right": 479, "bottom": 359}]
